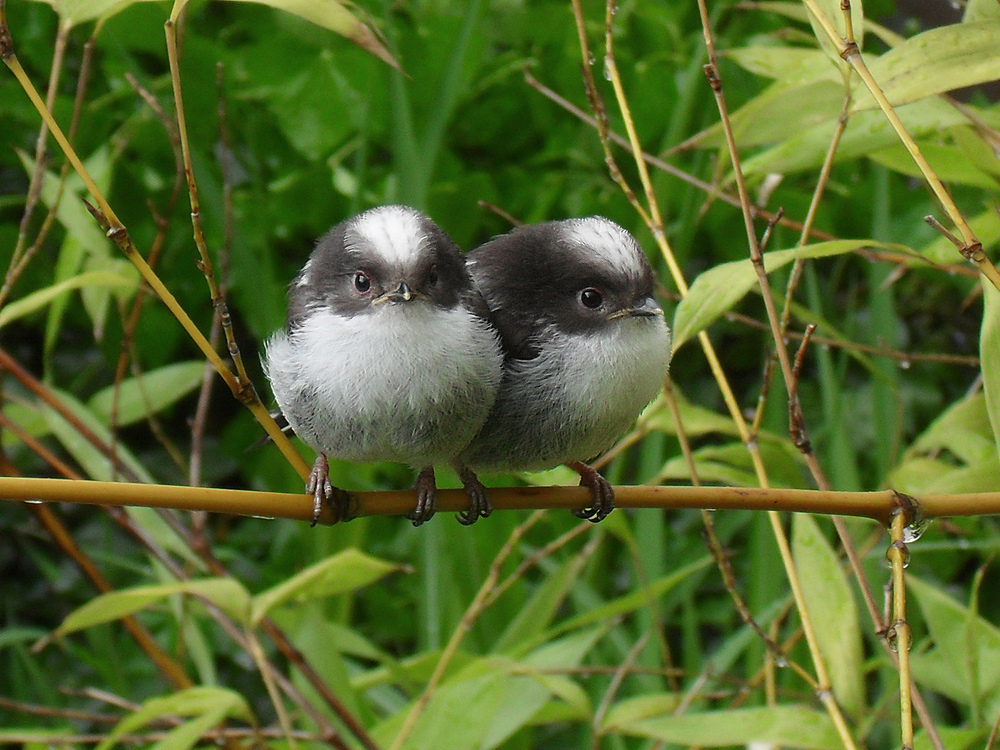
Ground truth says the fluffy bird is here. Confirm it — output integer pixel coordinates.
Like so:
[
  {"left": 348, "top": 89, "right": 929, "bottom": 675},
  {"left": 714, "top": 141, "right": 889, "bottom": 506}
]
[
  {"left": 264, "top": 205, "right": 503, "bottom": 526},
  {"left": 461, "top": 217, "right": 671, "bottom": 522}
]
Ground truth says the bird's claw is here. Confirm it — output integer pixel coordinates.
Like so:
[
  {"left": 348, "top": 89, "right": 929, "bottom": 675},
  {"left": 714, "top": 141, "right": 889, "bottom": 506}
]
[
  {"left": 307, "top": 454, "right": 351, "bottom": 525},
  {"left": 568, "top": 461, "right": 615, "bottom": 523},
  {"left": 408, "top": 466, "right": 437, "bottom": 526},
  {"left": 456, "top": 465, "right": 491, "bottom": 525}
]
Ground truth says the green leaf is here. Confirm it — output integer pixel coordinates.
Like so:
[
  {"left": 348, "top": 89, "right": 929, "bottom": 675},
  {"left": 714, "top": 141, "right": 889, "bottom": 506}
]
[
  {"left": 54, "top": 578, "right": 251, "bottom": 639},
  {"left": 724, "top": 46, "right": 834, "bottom": 84},
  {"left": 0, "top": 271, "right": 136, "bottom": 329},
  {"left": 805, "top": 0, "right": 864, "bottom": 66},
  {"left": 672, "top": 241, "right": 884, "bottom": 350},
  {"left": 791, "top": 515, "right": 864, "bottom": 717},
  {"left": 869, "top": 141, "right": 999, "bottom": 189},
  {"left": 616, "top": 705, "right": 841, "bottom": 748},
  {"left": 545, "top": 557, "right": 712, "bottom": 641},
  {"left": 42, "top": 391, "right": 154, "bottom": 484},
  {"left": 855, "top": 21, "right": 1000, "bottom": 111},
  {"left": 982, "top": 279, "right": 1000, "bottom": 462},
  {"left": 495, "top": 551, "right": 585, "bottom": 654},
  {"left": 169, "top": 0, "right": 400, "bottom": 70},
  {"left": 95, "top": 686, "right": 252, "bottom": 750},
  {"left": 250, "top": 548, "right": 403, "bottom": 624},
  {"left": 739, "top": 97, "right": 968, "bottom": 178},
  {"left": 601, "top": 693, "right": 681, "bottom": 732},
  {"left": 908, "top": 575, "right": 1000, "bottom": 715},
  {"left": 906, "top": 392, "right": 996, "bottom": 467},
  {"left": 87, "top": 361, "right": 208, "bottom": 427}
]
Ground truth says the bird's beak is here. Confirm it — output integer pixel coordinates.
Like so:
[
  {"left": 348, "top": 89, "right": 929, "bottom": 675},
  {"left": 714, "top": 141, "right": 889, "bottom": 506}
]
[
  {"left": 373, "top": 281, "right": 417, "bottom": 305},
  {"left": 608, "top": 296, "right": 663, "bottom": 320}
]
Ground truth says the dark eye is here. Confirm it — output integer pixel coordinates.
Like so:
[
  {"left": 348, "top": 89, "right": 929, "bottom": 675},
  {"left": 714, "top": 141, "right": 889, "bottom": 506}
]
[
  {"left": 580, "top": 288, "right": 603, "bottom": 309},
  {"left": 427, "top": 265, "right": 439, "bottom": 286},
  {"left": 353, "top": 271, "right": 371, "bottom": 294}
]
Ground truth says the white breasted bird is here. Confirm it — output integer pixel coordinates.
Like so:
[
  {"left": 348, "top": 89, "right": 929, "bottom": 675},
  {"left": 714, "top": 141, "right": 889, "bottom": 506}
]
[
  {"left": 460, "top": 217, "right": 671, "bottom": 522},
  {"left": 264, "top": 205, "right": 503, "bottom": 526}
]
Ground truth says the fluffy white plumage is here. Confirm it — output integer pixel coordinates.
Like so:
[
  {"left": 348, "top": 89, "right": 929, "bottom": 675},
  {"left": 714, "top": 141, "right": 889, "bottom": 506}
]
[
  {"left": 463, "top": 315, "right": 670, "bottom": 471},
  {"left": 265, "top": 302, "right": 501, "bottom": 467}
]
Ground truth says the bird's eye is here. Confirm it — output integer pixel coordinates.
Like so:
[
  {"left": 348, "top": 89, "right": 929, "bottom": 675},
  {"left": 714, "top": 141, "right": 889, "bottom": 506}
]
[
  {"left": 427, "top": 265, "right": 439, "bottom": 287},
  {"left": 580, "top": 288, "right": 603, "bottom": 309},
  {"left": 353, "top": 271, "right": 371, "bottom": 294}
]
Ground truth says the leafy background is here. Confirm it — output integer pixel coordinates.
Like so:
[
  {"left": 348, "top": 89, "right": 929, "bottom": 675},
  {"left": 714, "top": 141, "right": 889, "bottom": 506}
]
[{"left": 2, "top": 0, "right": 1000, "bottom": 748}]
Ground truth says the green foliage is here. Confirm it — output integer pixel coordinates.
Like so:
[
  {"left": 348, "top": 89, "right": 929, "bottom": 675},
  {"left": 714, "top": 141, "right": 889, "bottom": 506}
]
[{"left": 2, "top": 0, "right": 1000, "bottom": 748}]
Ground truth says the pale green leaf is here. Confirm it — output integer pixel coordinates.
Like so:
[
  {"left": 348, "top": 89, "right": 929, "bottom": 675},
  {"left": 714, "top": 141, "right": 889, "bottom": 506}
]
[
  {"left": 169, "top": 0, "right": 400, "bottom": 70},
  {"left": 869, "top": 142, "right": 999, "bottom": 189},
  {"left": 545, "top": 557, "right": 712, "bottom": 640},
  {"left": 792, "top": 515, "right": 864, "bottom": 717},
  {"left": 887, "top": 455, "right": 1000, "bottom": 495},
  {"left": 965, "top": 0, "right": 1000, "bottom": 23},
  {"left": 87, "top": 361, "right": 208, "bottom": 427},
  {"left": 0, "top": 271, "right": 135, "bottom": 329},
  {"left": 28, "top": 0, "right": 162, "bottom": 27},
  {"left": 41, "top": 391, "right": 154, "bottom": 484},
  {"left": 982, "top": 279, "right": 1000, "bottom": 462},
  {"left": 855, "top": 21, "right": 1000, "bottom": 111},
  {"left": 80, "top": 256, "right": 140, "bottom": 340},
  {"left": 908, "top": 575, "right": 1000, "bottom": 715},
  {"left": 672, "top": 241, "right": 883, "bottom": 350},
  {"left": 602, "top": 694, "right": 681, "bottom": 732},
  {"left": 805, "top": 0, "right": 864, "bottom": 66},
  {"left": 251, "top": 548, "right": 403, "bottom": 624},
  {"left": 95, "top": 687, "right": 252, "bottom": 750},
  {"left": 495, "top": 552, "right": 585, "bottom": 654},
  {"left": 617, "top": 705, "right": 841, "bottom": 748},
  {"left": 740, "top": 97, "right": 968, "bottom": 178},
  {"left": 724, "top": 46, "right": 834, "bottom": 84},
  {"left": 372, "top": 668, "right": 507, "bottom": 750},
  {"left": 54, "top": 578, "right": 251, "bottom": 639},
  {"left": 906, "top": 392, "right": 995, "bottom": 466},
  {"left": 919, "top": 207, "right": 1000, "bottom": 265}
]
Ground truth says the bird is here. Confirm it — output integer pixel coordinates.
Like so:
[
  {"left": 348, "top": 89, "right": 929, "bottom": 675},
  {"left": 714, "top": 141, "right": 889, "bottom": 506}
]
[
  {"left": 460, "top": 216, "right": 671, "bottom": 522},
  {"left": 263, "top": 205, "right": 503, "bottom": 526}
]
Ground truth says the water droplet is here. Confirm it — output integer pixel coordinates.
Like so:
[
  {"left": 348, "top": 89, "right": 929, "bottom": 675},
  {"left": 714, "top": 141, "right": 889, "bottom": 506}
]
[
  {"left": 899, "top": 359, "right": 911, "bottom": 370},
  {"left": 886, "top": 625, "right": 899, "bottom": 652},
  {"left": 885, "top": 539, "right": 910, "bottom": 568},
  {"left": 774, "top": 655, "right": 788, "bottom": 668},
  {"left": 903, "top": 517, "right": 929, "bottom": 543},
  {"left": 603, "top": 58, "right": 612, "bottom": 81},
  {"left": 587, "top": 53, "right": 596, "bottom": 67},
  {"left": 24, "top": 499, "right": 43, "bottom": 504}
]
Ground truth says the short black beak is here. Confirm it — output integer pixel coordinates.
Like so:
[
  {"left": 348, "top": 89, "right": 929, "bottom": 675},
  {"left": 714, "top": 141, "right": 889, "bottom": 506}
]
[
  {"left": 387, "top": 281, "right": 414, "bottom": 302},
  {"left": 624, "top": 296, "right": 662, "bottom": 318}
]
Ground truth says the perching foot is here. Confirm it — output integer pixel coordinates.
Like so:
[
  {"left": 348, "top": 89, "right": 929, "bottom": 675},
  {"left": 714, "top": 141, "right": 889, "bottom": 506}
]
[
  {"left": 456, "top": 464, "right": 491, "bottom": 525},
  {"left": 408, "top": 466, "right": 437, "bottom": 526},
  {"left": 567, "top": 461, "right": 615, "bottom": 523}
]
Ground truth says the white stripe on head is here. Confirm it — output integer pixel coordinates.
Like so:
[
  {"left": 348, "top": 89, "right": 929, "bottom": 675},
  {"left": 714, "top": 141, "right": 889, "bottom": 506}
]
[
  {"left": 349, "top": 206, "right": 428, "bottom": 269},
  {"left": 561, "top": 217, "right": 645, "bottom": 277}
]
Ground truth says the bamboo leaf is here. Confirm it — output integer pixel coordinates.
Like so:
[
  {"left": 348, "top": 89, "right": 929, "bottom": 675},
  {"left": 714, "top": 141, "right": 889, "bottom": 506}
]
[
  {"left": 95, "top": 687, "right": 252, "bottom": 750},
  {"left": 854, "top": 21, "right": 1000, "bottom": 110},
  {"left": 616, "top": 705, "right": 841, "bottom": 748},
  {"left": 982, "top": 279, "right": 1000, "bottom": 463},
  {"left": 87, "top": 361, "right": 208, "bottom": 427},
  {"left": 0, "top": 271, "right": 136, "bottom": 329},
  {"left": 792, "top": 515, "right": 864, "bottom": 717},
  {"left": 53, "top": 578, "right": 251, "bottom": 639},
  {"left": 250, "top": 548, "right": 404, "bottom": 624},
  {"left": 672, "top": 241, "right": 885, "bottom": 351},
  {"left": 168, "top": 0, "right": 400, "bottom": 70}
]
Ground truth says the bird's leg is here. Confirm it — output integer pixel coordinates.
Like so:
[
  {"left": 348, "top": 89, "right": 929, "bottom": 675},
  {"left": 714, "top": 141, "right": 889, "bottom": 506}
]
[
  {"left": 408, "top": 466, "right": 437, "bottom": 526},
  {"left": 306, "top": 453, "right": 351, "bottom": 525},
  {"left": 567, "top": 461, "right": 615, "bottom": 522},
  {"left": 454, "top": 463, "right": 491, "bottom": 525}
]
